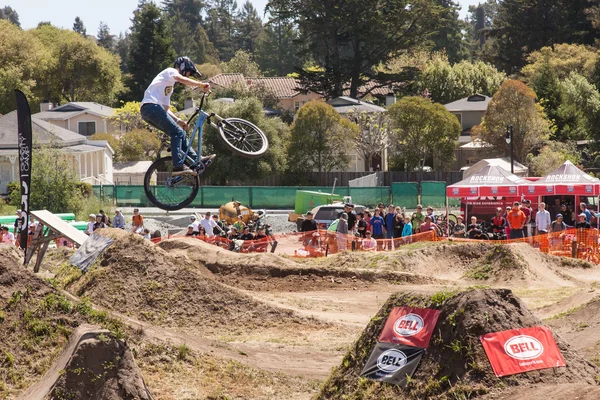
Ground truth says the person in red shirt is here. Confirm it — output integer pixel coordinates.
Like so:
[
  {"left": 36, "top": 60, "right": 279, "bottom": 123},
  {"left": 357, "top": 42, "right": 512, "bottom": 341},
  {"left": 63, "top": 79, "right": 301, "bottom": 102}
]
[{"left": 506, "top": 202, "right": 526, "bottom": 239}]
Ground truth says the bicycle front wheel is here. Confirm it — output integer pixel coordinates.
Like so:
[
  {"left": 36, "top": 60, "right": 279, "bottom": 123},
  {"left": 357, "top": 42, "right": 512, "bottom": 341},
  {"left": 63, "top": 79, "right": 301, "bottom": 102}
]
[
  {"left": 144, "top": 156, "right": 199, "bottom": 211},
  {"left": 218, "top": 118, "right": 269, "bottom": 158}
]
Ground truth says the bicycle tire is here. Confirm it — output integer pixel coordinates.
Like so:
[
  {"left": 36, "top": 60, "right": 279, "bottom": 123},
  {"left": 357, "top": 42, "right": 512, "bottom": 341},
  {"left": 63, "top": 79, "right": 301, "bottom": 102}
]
[
  {"left": 143, "top": 156, "right": 200, "bottom": 211},
  {"left": 218, "top": 118, "right": 268, "bottom": 158}
]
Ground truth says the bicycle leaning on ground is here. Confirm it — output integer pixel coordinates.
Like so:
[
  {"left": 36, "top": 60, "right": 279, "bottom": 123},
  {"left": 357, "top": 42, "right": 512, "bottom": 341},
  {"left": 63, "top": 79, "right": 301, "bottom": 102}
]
[{"left": 143, "top": 93, "right": 269, "bottom": 211}]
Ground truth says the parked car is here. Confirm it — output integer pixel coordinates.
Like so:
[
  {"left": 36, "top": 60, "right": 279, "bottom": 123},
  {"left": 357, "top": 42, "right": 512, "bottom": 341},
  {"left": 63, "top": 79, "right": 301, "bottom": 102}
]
[{"left": 309, "top": 202, "right": 366, "bottom": 230}]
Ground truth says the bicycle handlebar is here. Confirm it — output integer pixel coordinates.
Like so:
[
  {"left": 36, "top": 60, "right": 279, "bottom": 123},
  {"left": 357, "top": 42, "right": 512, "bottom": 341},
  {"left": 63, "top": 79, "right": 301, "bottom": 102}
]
[{"left": 185, "top": 92, "right": 211, "bottom": 125}]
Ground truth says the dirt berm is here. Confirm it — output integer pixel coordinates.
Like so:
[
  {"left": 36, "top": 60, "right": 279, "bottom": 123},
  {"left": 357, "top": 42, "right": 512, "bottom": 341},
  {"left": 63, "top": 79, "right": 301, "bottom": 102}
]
[
  {"left": 316, "top": 288, "right": 600, "bottom": 400},
  {"left": 65, "top": 230, "right": 319, "bottom": 334}
]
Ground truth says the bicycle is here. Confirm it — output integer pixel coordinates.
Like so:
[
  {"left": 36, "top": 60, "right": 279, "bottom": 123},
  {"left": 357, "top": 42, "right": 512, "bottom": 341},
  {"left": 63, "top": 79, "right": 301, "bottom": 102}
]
[{"left": 143, "top": 93, "right": 269, "bottom": 211}]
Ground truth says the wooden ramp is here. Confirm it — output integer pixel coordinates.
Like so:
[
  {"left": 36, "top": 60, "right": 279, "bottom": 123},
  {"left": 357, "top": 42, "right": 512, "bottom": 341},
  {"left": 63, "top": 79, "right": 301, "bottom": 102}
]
[{"left": 25, "top": 210, "right": 88, "bottom": 272}]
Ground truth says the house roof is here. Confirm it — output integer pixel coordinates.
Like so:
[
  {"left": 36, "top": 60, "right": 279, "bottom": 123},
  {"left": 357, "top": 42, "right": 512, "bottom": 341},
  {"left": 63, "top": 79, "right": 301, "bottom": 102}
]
[
  {"left": 444, "top": 94, "right": 491, "bottom": 112},
  {"left": 328, "top": 96, "right": 387, "bottom": 114},
  {"left": 343, "top": 81, "right": 394, "bottom": 97},
  {"left": 209, "top": 73, "right": 246, "bottom": 88},
  {"left": 249, "top": 77, "right": 302, "bottom": 98},
  {"left": 33, "top": 102, "right": 115, "bottom": 120},
  {"left": 460, "top": 138, "right": 492, "bottom": 149},
  {"left": 0, "top": 111, "right": 86, "bottom": 149}
]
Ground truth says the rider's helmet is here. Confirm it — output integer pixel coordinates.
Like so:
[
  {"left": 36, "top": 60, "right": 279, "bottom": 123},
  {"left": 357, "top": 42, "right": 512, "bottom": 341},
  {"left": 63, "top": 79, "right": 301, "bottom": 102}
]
[{"left": 174, "top": 56, "right": 201, "bottom": 78}]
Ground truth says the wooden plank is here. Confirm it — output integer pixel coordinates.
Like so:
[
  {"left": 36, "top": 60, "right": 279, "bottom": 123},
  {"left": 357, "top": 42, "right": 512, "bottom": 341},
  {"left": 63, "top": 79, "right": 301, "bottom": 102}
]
[{"left": 31, "top": 210, "right": 88, "bottom": 247}]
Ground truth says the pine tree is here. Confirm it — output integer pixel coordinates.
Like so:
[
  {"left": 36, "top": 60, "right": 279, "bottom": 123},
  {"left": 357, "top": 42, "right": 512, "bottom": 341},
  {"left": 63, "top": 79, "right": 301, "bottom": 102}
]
[
  {"left": 163, "top": 0, "right": 206, "bottom": 27},
  {"left": 429, "top": 0, "right": 469, "bottom": 63},
  {"left": 255, "top": 12, "right": 305, "bottom": 76},
  {"left": 205, "top": 0, "right": 237, "bottom": 60},
  {"left": 126, "top": 1, "right": 175, "bottom": 101},
  {"left": 73, "top": 16, "right": 87, "bottom": 37},
  {"left": 97, "top": 22, "right": 115, "bottom": 52},
  {"left": 116, "top": 32, "right": 131, "bottom": 73},
  {"left": 234, "top": 0, "right": 263, "bottom": 53},
  {"left": 0, "top": 6, "right": 20, "bottom": 27}
]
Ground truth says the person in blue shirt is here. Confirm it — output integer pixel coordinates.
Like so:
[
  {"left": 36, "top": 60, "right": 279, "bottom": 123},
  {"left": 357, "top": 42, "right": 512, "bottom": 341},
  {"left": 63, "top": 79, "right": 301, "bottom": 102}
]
[
  {"left": 580, "top": 202, "right": 592, "bottom": 223},
  {"left": 385, "top": 204, "right": 396, "bottom": 239},
  {"left": 370, "top": 209, "right": 386, "bottom": 240}
]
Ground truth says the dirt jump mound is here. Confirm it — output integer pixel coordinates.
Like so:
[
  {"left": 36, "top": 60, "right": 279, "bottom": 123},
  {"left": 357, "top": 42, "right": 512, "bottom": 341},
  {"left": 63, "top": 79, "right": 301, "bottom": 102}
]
[
  {"left": 316, "top": 288, "right": 600, "bottom": 400},
  {"left": 67, "top": 230, "right": 314, "bottom": 333}
]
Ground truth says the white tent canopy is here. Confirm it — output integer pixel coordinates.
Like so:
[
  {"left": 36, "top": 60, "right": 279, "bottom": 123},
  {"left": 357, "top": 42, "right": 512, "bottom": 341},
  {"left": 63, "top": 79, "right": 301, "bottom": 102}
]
[{"left": 463, "top": 157, "right": 528, "bottom": 178}]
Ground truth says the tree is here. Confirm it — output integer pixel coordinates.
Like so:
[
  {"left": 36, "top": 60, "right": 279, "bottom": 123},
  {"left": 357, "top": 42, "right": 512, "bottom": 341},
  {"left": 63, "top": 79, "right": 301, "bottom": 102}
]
[
  {"left": 107, "top": 101, "right": 149, "bottom": 132},
  {"left": 116, "top": 33, "right": 131, "bottom": 73},
  {"left": 474, "top": 80, "right": 551, "bottom": 164},
  {"left": 485, "top": 0, "right": 596, "bottom": 73},
  {"left": 267, "top": 0, "right": 443, "bottom": 99},
  {"left": 429, "top": 0, "right": 469, "bottom": 63},
  {"left": 163, "top": 0, "right": 206, "bottom": 27},
  {"left": 0, "top": 6, "right": 20, "bottom": 27},
  {"left": 287, "top": 101, "right": 359, "bottom": 173},
  {"left": 387, "top": 96, "right": 460, "bottom": 171},
  {"left": 117, "top": 129, "right": 161, "bottom": 161},
  {"left": 527, "top": 141, "right": 581, "bottom": 176},
  {"left": 222, "top": 49, "right": 262, "bottom": 76},
  {"left": 234, "top": 0, "right": 264, "bottom": 53},
  {"left": 521, "top": 44, "right": 598, "bottom": 82},
  {"left": 73, "top": 16, "right": 87, "bottom": 37},
  {"left": 97, "top": 22, "right": 115, "bottom": 52},
  {"left": 203, "top": 97, "right": 290, "bottom": 184},
  {"left": 465, "top": 0, "right": 498, "bottom": 58},
  {"left": 255, "top": 12, "right": 306, "bottom": 76},
  {"left": 205, "top": 0, "right": 237, "bottom": 60},
  {"left": 30, "top": 25, "right": 124, "bottom": 105},
  {"left": 346, "top": 110, "right": 391, "bottom": 172},
  {"left": 126, "top": 1, "right": 175, "bottom": 102},
  {"left": 531, "top": 57, "right": 562, "bottom": 139},
  {"left": 557, "top": 72, "right": 600, "bottom": 140},
  {"left": 416, "top": 53, "right": 506, "bottom": 104},
  {"left": 0, "top": 20, "right": 45, "bottom": 113}
]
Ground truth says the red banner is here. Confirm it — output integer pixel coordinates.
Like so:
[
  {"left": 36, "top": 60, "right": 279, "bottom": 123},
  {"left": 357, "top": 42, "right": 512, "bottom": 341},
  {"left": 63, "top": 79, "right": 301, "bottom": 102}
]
[
  {"left": 378, "top": 307, "right": 441, "bottom": 348},
  {"left": 480, "top": 326, "right": 566, "bottom": 377}
]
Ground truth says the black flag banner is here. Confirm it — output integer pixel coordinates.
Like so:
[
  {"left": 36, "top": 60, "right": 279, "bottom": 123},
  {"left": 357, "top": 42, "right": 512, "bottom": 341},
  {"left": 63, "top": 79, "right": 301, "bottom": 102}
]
[
  {"left": 15, "top": 90, "right": 32, "bottom": 253},
  {"left": 360, "top": 343, "right": 426, "bottom": 385}
]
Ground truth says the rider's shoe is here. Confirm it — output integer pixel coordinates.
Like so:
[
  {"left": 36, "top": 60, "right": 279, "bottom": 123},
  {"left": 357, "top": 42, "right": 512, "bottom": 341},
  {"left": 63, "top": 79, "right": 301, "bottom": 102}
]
[
  {"left": 172, "top": 164, "right": 198, "bottom": 176},
  {"left": 200, "top": 154, "right": 216, "bottom": 167}
]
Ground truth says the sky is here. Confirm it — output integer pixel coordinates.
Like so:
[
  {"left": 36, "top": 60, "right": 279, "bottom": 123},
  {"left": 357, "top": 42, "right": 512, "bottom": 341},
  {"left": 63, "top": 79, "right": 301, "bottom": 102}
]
[{"left": 4, "top": 0, "right": 482, "bottom": 35}]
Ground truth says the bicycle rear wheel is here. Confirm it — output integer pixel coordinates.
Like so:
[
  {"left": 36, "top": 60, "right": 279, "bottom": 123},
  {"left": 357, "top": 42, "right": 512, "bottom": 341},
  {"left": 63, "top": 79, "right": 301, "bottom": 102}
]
[
  {"left": 144, "top": 156, "right": 199, "bottom": 211},
  {"left": 218, "top": 118, "right": 268, "bottom": 158}
]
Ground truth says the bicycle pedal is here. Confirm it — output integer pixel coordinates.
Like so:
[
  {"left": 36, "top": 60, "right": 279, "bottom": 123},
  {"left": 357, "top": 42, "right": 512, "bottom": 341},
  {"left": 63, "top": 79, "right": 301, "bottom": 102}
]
[{"left": 195, "top": 162, "right": 206, "bottom": 175}]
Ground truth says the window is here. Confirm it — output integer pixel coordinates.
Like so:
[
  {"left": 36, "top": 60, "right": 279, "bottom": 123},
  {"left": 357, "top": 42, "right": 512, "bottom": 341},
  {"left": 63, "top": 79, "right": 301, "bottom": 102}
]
[
  {"left": 294, "top": 101, "right": 307, "bottom": 112},
  {"left": 78, "top": 121, "right": 96, "bottom": 136}
]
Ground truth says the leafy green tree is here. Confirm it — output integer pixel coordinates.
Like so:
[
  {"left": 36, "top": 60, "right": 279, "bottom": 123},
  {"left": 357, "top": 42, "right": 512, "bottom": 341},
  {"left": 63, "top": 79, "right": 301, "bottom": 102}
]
[
  {"left": 222, "top": 49, "right": 262, "bottom": 76},
  {"left": 9, "top": 146, "right": 86, "bottom": 215},
  {"left": 465, "top": 1, "right": 498, "bottom": 58},
  {"left": 163, "top": 0, "right": 206, "bottom": 27},
  {"left": 30, "top": 25, "right": 124, "bottom": 105},
  {"left": 255, "top": 12, "right": 305, "bottom": 76},
  {"left": 107, "top": 101, "right": 150, "bottom": 132},
  {"left": 202, "top": 98, "right": 290, "bottom": 184},
  {"left": 97, "top": 22, "right": 115, "bottom": 52},
  {"left": 531, "top": 57, "right": 563, "bottom": 138},
  {"left": 474, "top": 80, "right": 550, "bottom": 164},
  {"left": 117, "top": 129, "right": 161, "bottom": 161},
  {"left": 557, "top": 72, "right": 600, "bottom": 141},
  {"left": 0, "top": 6, "right": 20, "bottom": 27},
  {"left": 126, "top": 1, "right": 175, "bottom": 101},
  {"left": 73, "top": 16, "right": 87, "bottom": 37},
  {"left": 116, "top": 32, "right": 131, "bottom": 73},
  {"left": 485, "top": 0, "right": 596, "bottom": 73},
  {"left": 417, "top": 53, "right": 506, "bottom": 104},
  {"left": 234, "top": 0, "right": 264, "bottom": 53},
  {"left": 287, "top": 101, "right": 359, "bottom": 173},
  {"left": 521, "top": 44, "right": 598, "bottom": 82},
  {"left": 0, "top": 20, "right": 45, "bottom": 113},
  {"left": 387, "top": 96, "right": 460, "bottom": 171},
  {"left": 267, "top": 0, "right": 443, "bottom": 99},
  {"left": 527, "top": 141, "right": 581, "bottom": 176}
]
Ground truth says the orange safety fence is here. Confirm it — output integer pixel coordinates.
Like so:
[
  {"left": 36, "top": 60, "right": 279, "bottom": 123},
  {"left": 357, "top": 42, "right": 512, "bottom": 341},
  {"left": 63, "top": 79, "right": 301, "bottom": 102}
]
[{"left": 148, "top": 227, "right": 600, "bottom": 263}]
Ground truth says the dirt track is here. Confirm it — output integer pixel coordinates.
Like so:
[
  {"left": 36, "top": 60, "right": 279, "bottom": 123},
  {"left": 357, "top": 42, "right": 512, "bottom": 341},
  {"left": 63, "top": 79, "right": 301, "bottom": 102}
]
[{"left": 5, "top": 231, "right": 600, "bottom": 399}]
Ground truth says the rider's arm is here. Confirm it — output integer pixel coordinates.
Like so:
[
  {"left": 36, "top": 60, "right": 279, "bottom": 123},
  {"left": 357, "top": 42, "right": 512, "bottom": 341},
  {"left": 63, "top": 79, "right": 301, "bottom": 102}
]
[{"left": 174, "top": 73, "right": 211, "bottom": 90}]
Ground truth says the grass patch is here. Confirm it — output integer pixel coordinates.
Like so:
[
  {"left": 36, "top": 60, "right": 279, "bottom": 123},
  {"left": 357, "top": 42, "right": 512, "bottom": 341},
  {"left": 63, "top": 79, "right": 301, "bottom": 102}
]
[
  {"left": 544, "top": 304, "right": 584, "bottom": 321},
  {"left": 54, "top": 263, "right": 84, "bottom": 289},
  {"left": 464, "top": 264, "right": 493, "bottom": 280}
]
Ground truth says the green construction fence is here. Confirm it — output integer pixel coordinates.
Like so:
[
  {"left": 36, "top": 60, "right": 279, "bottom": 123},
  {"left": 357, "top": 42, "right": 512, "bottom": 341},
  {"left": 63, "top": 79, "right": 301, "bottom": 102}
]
[{"left": 92, "top": 182, "right": 449, "bottom": 210}]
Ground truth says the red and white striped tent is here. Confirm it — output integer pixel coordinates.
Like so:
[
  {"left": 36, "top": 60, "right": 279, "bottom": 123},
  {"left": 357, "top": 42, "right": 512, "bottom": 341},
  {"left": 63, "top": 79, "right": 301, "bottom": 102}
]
[
  {"left": 446, "top": 164, "right": 528, "bottom": 198},
  {"left": 520, "top": 160, "right": 600, "bottom": 196}
]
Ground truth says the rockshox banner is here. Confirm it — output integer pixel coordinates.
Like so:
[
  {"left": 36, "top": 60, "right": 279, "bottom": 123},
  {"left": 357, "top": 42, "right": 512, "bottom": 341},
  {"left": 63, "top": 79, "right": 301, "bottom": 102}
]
[
  {"left": 480, "top": 326, "right": 566, "bottom": 377},
  {"left": 15, "top": 90, "right": 32, "bottom": 253},
  {"left": 360, "top": 343, "right": 426, "bottom": 385},
  {"left": 378, "top": 306, "right": 441, "bottom": 348}
]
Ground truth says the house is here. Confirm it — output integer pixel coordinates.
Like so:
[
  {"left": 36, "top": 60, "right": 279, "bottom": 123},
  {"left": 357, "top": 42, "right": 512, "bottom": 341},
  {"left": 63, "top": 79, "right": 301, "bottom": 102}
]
[
  {"left": 0, "top": 111, "right": 115, "bottom": 193},
  {"left": 32, "top": 101, "right": 121, "bottom": 136},
  {"left": 444, "top": 94, "right": 491, "bottom": 145}
]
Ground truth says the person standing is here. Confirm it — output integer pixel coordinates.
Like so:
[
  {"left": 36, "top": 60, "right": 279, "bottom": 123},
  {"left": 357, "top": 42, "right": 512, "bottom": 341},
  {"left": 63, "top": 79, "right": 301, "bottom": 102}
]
[
  {"left": 385, "top": 205, "right": 396, "bottom": 240},
  {"left": 576, "top": 213, "right": 592, "bottom": 229},
  {"left": 85, "top": 214, "right": 95, "bottom": 235},
  {"left": 93, "top": 215, "right": 107, "bottom": 231},
  {"left": 401, "top": 216, "right": 413, "bottom": 237},
  {"left": 411, "top": 205, "right": 425, "bottom": 233},
  {"left": 336, "top": 212, "right": 349, "bottom": 251},
  {"left": 520, "top": 199, "right": 531, "bottom": 237},
  {"left": 345, "top": 204, "right": 357, "bottom": 232},
  {"left": 561, "top": 204, "right": 575, "bottom": 227},
  {"left": 393, "top": 213, "right": 404, "bottom": 238},
  {"left": 301, "top": 211, "right": 318, "bottom": 245},
  {"left": 201, "top": 212, "right": 224, "bottom": 237},
  {"left": 452, "top": 216, "right": 466, "bottom": 238},
  {"left": 580, "top": 202, "right": 592, "bottom": 223},
  {"left": 98, "top": 210, "right": 111, "bottom": 227},
  {"left": 190, "top": 215, "right": 200, "bottom": 235},
  {"left": 13, "top": 210, "right": 25, "bottom": 248},
  {"left": 535, "top": 202, "right": 551, "bottom": 235},
  {"left": 507, "top": 202, "right": 526, "bottom": 239},
  {"left": 356, "top": 213, "right": 367, "bottom": 238}
]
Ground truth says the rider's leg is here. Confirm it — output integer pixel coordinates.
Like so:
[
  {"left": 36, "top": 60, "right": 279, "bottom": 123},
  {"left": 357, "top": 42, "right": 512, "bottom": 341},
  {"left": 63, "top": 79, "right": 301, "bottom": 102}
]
[{"left": 141, "top": 104, "right": 197, "bottom": 164}]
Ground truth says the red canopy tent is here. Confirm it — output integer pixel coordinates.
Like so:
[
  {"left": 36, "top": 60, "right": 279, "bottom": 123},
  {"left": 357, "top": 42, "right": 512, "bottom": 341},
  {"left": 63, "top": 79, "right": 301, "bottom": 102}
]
[
  {"left": 446, "top": 164, "right": 528, "bottom": 198},
  {"left": 520, "top": 160, "right": 600, "bottom": 196}
]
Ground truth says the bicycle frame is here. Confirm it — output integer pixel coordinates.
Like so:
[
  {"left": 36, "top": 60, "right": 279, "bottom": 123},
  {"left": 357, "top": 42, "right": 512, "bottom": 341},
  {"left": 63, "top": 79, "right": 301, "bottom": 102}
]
[{"left": 179, "top": 94, "right": 223, "bottom": 167}]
